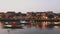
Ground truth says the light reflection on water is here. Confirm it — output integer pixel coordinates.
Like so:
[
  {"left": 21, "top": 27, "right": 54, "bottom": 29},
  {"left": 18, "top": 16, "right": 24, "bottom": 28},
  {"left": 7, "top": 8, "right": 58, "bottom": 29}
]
[{"left": 0, "top": 22, "right": 60, "bottom": 34}]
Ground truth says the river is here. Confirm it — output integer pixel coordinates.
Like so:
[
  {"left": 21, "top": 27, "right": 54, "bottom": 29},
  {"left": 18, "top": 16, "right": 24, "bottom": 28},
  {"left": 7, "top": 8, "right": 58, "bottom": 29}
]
[{"left": 0, "top": 25, "right": 60, "bottom": 34}]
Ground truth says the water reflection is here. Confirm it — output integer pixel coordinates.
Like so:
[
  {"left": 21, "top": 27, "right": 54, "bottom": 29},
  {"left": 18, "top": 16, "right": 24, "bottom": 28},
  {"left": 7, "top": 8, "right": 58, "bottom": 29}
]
[
  {"left": 23, "top": 22, "right": 59, "bottom": 30},
  {"left": 0, "top": 22, "right": 60, "bottom": 30},
  {"left": 0, "top": 22, "right": 60, "bottom": 29},
  {"left": 0, "top": 22, "right": 60, "bottom": 34}
]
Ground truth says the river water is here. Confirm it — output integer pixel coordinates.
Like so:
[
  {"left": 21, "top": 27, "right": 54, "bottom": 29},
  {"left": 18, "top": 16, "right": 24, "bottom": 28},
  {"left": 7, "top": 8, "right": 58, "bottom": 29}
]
[{"left": 0, "top": 25, "right": 60, "bottom": 34}]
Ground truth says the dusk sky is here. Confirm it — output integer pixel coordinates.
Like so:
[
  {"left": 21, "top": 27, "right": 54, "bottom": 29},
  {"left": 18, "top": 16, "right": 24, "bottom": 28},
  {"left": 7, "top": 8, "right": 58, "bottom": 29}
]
[{"left": 0, "top": 0, "right": 60, "bottom": 13}]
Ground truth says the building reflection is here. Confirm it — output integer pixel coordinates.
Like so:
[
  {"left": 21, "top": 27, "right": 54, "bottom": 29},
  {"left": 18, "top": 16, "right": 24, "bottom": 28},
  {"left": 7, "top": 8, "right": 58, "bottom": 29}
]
[
  {"left": 0, "top": 21, "right": 60, "bottom": 29},
  {"left": 0, "top": 21, "right": 3, "bottom": 29}
]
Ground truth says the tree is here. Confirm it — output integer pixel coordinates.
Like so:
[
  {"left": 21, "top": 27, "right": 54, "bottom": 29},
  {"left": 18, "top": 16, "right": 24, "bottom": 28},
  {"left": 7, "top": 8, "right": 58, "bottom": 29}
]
[{"left": 47, "top": 14, "right": 54, "bottom": 19}]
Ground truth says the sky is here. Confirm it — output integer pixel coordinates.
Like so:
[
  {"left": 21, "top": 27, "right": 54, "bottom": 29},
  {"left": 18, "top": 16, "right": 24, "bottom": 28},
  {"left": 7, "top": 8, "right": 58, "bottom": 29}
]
[{"left": 0, "top": 0, "right": 60, "bottom": 13}]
